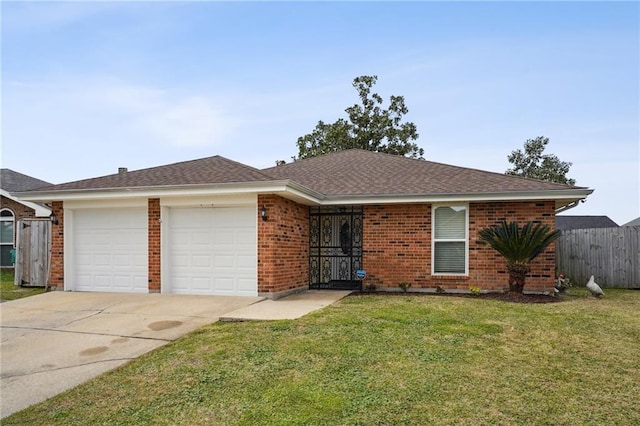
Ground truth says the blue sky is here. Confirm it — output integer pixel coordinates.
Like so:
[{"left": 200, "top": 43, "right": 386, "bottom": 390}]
[{"left": 2, "top": 1, "right": 638, "bottom": 224}]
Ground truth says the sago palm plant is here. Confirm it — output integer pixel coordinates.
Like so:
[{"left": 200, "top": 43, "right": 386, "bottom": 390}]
[{"left": 478, "top": 220, "right": 560, "bottom": 293}]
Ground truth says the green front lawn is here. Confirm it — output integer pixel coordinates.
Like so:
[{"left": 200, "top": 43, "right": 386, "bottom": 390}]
[
  {"left": 5, "top": 288, "right": 640, "bottom": 425},
  {"left": 0, "top": 270, "right": 46, "bottom": 301}
]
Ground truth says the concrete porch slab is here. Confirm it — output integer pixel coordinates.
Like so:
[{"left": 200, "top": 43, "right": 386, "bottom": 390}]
[{"left": 220, "top": 290, "right": 352, "bottom": 321}]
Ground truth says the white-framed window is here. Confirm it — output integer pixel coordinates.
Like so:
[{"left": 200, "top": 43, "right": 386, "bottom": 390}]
[
  {"left": 432, "top": 205, "right": 468, "bottom": 275},
  {"left": 0, "top": 209, "right": 15, "bottom": 268}
]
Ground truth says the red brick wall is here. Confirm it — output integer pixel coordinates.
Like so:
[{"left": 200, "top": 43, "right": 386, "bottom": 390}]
[
  {"left": 148, "top": 198, "right": 161, "bottom": 292},
  {"left": 363, "top": 204, "right": 431, "bottom": 287},
  {"left": 1, "top": 195, "right": 38, "bottom": 221},
  {"left": 257, "top": 194, "right": 309, "bottom": 296},
  {"left": 49, "top": 201, "right": 64, "bottom": 289},
  {"left": 470, "top": 201, "right": 556, "bottom": 293},
  {"left": 363, "top": 201, "right": 557, "bottom": 293}
]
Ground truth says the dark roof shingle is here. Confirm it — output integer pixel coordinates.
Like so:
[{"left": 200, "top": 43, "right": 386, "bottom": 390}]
[
  {"left": 555, "top": 216, "right": 619, "bottom": 231},
  {"left": 622, "top": 217, "right": 640, "bottom": 227},
  {"left": 1, "top": 169, "right": 52, "bottom": 192},
  {"left": 19, "top": 150, "right": 590, "bottom": 202},
  {"left": 32, "top": 156, "right": 274, "bottom": 192},
  {"left": 262, "top": 149, "right": 581, "bottom": 197}
]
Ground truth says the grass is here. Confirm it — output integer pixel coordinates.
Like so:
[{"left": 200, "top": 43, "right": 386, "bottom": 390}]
[
  {"left": 0, "top": 270, "right": 46, "bottom": 301},
  {"left": 5, "top": 288, "right": 640, "bottom": 425}
]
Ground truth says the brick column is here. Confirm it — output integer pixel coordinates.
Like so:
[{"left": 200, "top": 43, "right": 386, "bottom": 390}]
[
  {"left": 257, "top": 194, "right": 309, "bottom": 297},
  {"left": 49, "top": 201, "right": 64, "bottom": 289},
  {"left": 148, "top": 198, "right": 161, "bottom": 292}
]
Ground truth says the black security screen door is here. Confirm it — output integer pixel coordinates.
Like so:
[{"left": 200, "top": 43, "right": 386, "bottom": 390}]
[{"left": 309, "top": 206, "right": 363, "bottom": 290}]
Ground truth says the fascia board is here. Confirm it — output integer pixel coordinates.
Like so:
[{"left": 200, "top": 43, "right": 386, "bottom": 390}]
[
  {"left": 317, "top": 188, "right": 594, "bottom": 205},
  {"left": 14, "top": 180, "right": 327, "bottom": 206},
  {"left": 14, "top": 180, "right": 319, "bottom": 202},
  {"left": 14, "top": 181, "right": 593, "bottom": 209}
]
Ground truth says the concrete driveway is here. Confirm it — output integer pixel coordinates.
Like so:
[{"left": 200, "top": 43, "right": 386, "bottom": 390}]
[{"left": 0, "top": 291, "right": 262, "bottom": 418}]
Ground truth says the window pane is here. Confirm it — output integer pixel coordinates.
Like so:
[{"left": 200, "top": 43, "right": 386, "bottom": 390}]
[
  {"left": 434, "top": 242, "right": 465, "bottom": 274},
  {"left": 0, "top": 245, "right": 13, "bottom": 267},
  {"left": 434, "top": 206, "right": 466, "bottom": 239},
  {"left": 0, "top": 221, "right": 14, "bottom": 244}
]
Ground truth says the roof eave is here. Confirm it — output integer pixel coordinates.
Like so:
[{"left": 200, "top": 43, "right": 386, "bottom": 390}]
[
  {"left": 14, "top": 180, "right": 327, "bottom": 205},
  {"left": 316, "top": 188, "right": 594, "bottom": 207},
  {"left": 1, "top": 189, "right": 52, "bottom": 217},
  {"left": 14, "top": 183, "right": 593, "bottom": 210}
]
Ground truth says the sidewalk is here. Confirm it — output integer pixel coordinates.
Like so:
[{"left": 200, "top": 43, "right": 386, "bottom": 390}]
[{"left": 220, "top": 290, "right": 352, "bottom": 321}]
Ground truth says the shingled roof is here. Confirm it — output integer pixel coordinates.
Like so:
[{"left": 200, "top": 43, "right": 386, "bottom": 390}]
[
  {"left": 556, "top": 215, "right": 619, "bottom": 231},
  {"left": 32, "top": 156, "right": 274, "bottom": 192},
  {"left": 16, "top": 150, "right": 592, "bottom": 207},
  {"left": 262, "top": 149, "right": 582, "bottom": 196},
  {"left": 622, "top": 217, "right": 640, "bottom": 227},
  {"left": 1, "top": 169, "right": 52, "bottom": 192}
]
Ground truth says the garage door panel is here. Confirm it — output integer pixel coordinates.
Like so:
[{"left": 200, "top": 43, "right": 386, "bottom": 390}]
[
  {"left": 193, "top": 255, "right": 212, "bottom": 268},
  {"left": 191, "top": 277, "right": 212, "bottom": 291},
  {"left": 171, "top": 277, "right": 189, "bottom": 293},
  {"left": 237, "top": 254, "right": 256, "bottom": 268},
  {"left": 214, "top": 278, "right": 234, "bottom": 291},
  {"left": 237, "top": 278, "right": 256, "bottom": 292},
  {"left": 95, "top": 232, "right": 112, "bottom": 245},
  {"left": 192, "top": 231, "right": 212, "bottom": 245},
  {"left": 92, "top": 275, "right": 111, "bottom": 287},
  {"left": 112, "top": 255, "right": 128, "bottom": 266},
  {"left": 214, "top": 231, "right": 234, "bottom": 246},
  {"left": 76, "top": 254, "right": 91, "bottom": 267},
  {"left": 113, "top": 276, "right": 134, "bottom": 288},
  {"left": 214, "top": 255, "right": 234, "bottom": 268},
  {"left": 93, "top": 254, "right": 110, "bottom": 266},
  {"left": 73, "top": 208, "right": 147, "bottom": 293},
  {"left": 168, "top": 207, "right": 257, "bottom": 296},
  {"left": 132, "top": 254, "right": 147, "bottom": 267},
  {"left": 237, "top": 230, "right": 256, "bottom": 245},
  {"left": 75, "top": 209, "right": 143, "bottom": 228},
  {"left": 171, "top": 230, "right": 189, "bottom": 245},
  {"left": 172, "top": 254, "right": 189, "bottom": 268}
]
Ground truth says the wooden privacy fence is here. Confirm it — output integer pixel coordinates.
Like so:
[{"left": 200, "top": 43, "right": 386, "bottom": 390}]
[
  {"left": 14, "top": 218, "right": 51, "bottom": 287},
  {"left": 556, "top": 226, "right": 639, "bottom": 289}
]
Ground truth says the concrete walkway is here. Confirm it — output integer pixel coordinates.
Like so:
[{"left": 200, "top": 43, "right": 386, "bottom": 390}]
[
  {"left": 221, "top": 290, "right": 352, "bottom": 321},
  {"left": 0, "top": 289, "right": 350, "bottom": 418}
]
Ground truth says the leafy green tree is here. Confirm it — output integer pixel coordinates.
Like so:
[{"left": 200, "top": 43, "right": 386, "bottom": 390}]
[
  {"left": 293, "top": 75, "right": 422, "bottom": 161},
  {"left": 478, "top": 220, "right": 561, "bottom": 294},
  {"left": 506, "top": 136, "right": 576, "bottom": 185}
]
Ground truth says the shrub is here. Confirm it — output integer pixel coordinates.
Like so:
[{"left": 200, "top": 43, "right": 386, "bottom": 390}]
[{"left": 468, "top": 286, "right": 482, "bottom": 296}]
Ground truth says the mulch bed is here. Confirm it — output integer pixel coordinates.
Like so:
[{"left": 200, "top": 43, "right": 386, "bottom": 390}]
[{"left": 351, "top": 291, "right": 561, "bottom": 304}]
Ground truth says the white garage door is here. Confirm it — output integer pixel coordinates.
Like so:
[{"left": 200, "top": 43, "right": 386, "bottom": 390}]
[
  {"left": 73, "top": 208, "right": 148, "bottom": 292},
  {"left": 168, "top": 206, "right": 257, "bottom": 296}
]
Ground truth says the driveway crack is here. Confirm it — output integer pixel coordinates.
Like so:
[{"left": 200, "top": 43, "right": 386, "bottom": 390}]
[
  {"left": 0, "top": 325, "right": 173, "bottom": 342},
  {"left": 2, "top": 358, "right": 138, "bottom": 379}
]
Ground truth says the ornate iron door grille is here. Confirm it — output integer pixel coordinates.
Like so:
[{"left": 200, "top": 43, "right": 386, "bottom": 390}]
[{"left": 309, "top": 206, "right": 363, "bottom": 290}]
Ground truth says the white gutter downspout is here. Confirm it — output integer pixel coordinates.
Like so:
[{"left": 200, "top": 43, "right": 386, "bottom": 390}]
[{"left": 555, "top": 200, "right": 580, "bottom": 214}]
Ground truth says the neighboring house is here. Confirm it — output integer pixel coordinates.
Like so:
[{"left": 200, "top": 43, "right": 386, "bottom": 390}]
[
  {"left": 555, "top": 215, "right": 618, "bottom": 231},
  {"left": 622, "top": 217, "right": 640, "bottom": 227},
  {"left": 16, "top": 149, "right": 592, "bottom": 296},
  {"left": 0, "top": 169, "right": 52, "bottom": 268}
]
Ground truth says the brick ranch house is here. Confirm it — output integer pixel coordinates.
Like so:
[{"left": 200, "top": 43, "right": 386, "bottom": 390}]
[
  {"left": 16, "top": 149, "right": 592, "bottom": 297},
  {"left": 1, "top": 169, "right": 52, "bottom": 269}
]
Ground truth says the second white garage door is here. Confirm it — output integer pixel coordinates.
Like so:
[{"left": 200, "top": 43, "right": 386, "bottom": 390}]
[{"left": 167, "top": 206, "right": 257, "bottom": 296}]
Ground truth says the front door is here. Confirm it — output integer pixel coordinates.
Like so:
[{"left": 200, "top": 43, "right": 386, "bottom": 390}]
[{"left": 309, "top": 206, "right": 362, "bottom": 290}]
